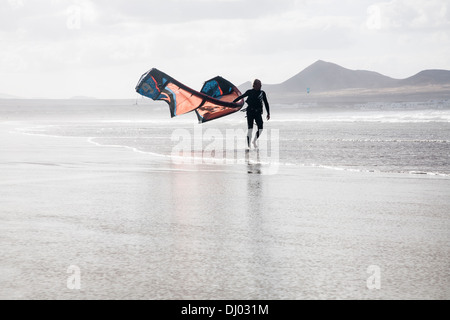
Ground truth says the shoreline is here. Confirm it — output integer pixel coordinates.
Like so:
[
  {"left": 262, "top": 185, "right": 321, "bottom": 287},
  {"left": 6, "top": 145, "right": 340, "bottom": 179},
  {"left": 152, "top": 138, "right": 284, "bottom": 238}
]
[{"left": 8, "top": 121, "right": 450, "bottom": 179}]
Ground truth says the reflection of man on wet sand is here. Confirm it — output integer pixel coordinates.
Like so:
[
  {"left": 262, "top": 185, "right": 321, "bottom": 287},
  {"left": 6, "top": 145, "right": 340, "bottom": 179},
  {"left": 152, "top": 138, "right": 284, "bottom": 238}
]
[
  {"left": 233, "top": 79, "right": 270, "bottom": 149},
  {"left": 246, "top": 149, "right": 262, "bottom": 174}
]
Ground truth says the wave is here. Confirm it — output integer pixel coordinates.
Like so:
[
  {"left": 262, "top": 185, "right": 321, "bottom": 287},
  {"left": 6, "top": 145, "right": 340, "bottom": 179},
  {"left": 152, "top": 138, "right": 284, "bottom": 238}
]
[
  {"left": 86, "top": 137, "right": 169, "bottom": 159},
  {"left": 272, "top": 117, "right": 450, "bottom": 124},
  {"left": 288, "top": 138, "right": 450, "bottom": 143},
  {"left": 296, "top": 163, "right": 450, "bottom": 177},
  {"left": 14, "top": 125, "right": 450, "bottom": 178},
  {"left": 271, "top": 110, "right": 450, "bottom": 123}
]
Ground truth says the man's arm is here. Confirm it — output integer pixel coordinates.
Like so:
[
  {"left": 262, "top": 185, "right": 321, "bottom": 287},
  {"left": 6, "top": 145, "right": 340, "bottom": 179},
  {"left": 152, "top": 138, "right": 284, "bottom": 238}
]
[
  {"left": 233, "top": 90, "right": 250, "bottom": 103},
  {"left": 263, "top": 92, "right": 270, "bottom": 120}
]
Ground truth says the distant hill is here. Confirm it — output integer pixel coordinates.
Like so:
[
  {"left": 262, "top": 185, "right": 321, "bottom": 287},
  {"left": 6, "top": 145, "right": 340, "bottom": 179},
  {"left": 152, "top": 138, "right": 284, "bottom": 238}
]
[
  {"left": 0, "top": 94, "right": 98, "bottom": 100},
  {"left": 267, "top": 60, "right": 450, "bottom": 93},
  {"left": 269, "top": 60, "right": 399, "bottom": 93},
  {"left": 0, "top": 93, "right": 21, "bottom": 99},
  {"left": 238, "top": 81, "right": 252, "bottom": 92},
  {"left": 401, "top": 70, "right": 450, "bottom": 86},
  {"left": 69, "top": 96, "right": 97, "bottom": 100},
  {"left": 238, "top": 60, "right": 450, "bottom": 102}
]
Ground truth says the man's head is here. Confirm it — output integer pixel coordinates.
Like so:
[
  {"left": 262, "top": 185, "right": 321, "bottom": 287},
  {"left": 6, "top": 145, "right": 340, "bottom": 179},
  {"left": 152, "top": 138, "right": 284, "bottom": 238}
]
[{"left": 253, "top": 79, "right": 262, "bottom": 91}]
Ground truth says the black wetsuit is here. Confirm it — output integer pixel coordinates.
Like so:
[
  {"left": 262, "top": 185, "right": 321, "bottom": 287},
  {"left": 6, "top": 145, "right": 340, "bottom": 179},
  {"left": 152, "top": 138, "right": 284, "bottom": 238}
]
[{"left": 234, "top": 89, "right": 270, "bottom": 129}]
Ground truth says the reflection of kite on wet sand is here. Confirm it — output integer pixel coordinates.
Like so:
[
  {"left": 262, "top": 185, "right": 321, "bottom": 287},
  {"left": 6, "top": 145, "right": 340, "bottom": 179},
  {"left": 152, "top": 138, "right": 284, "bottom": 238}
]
[{"left": 136, "top": 68, "right": 244, "bottom": 123}]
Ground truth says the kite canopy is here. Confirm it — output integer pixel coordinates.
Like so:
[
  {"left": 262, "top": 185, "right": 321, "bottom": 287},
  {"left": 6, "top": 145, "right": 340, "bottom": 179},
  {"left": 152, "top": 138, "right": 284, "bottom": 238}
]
[{"left": 135, "top": 68, "right": 244, "bottom": 123}]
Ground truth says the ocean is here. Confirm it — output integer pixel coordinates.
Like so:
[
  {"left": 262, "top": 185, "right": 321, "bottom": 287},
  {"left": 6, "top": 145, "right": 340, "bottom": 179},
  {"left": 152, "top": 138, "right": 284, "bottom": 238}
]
[{"left": 5, "top": 98, "right": 450, "bottom": 177}]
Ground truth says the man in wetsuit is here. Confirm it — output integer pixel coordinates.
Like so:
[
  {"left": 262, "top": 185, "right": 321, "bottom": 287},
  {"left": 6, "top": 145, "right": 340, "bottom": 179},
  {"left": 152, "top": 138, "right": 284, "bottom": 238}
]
[{"left": 233, "top": 79, "right": 270, "bottom": 149}]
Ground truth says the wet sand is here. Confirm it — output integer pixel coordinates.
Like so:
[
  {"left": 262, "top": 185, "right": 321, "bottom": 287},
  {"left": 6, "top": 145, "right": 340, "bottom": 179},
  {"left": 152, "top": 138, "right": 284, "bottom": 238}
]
[{"left": 0, "top": 121, "right": 449, "bottom": 300}]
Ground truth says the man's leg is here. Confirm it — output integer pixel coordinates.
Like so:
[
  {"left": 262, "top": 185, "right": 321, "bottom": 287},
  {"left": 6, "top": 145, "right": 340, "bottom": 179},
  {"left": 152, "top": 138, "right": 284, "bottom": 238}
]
[
  {"left": 252, "top": 113, "right": 264, "bottom": 148},
  {"left": 252, "top": 130, "right": 262, "bottom": 148},
  {"left": 247, "top": 113, "right": 254, "bottom": 148},
  {"left": 247, "top": 129, "right": 253, "bottom": 148}
]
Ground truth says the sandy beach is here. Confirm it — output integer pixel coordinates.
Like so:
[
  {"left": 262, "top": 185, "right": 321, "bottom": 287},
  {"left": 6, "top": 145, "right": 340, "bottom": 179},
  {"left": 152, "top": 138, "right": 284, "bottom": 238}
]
[{"left": 1, "top": 115, "right": 449, "bottom": 300}]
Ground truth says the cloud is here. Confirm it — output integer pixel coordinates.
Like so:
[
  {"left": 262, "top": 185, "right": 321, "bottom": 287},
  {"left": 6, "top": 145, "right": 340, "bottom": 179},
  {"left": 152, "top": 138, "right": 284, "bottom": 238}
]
[
  {"left": 92, "top": 0, "right": 297, "bottom": 24},
  {"left": 1, "top": 0, "right": 449, "bottom": 98},
  {"left": 366, "top": 0, "right": 450, "bottom": 31}
]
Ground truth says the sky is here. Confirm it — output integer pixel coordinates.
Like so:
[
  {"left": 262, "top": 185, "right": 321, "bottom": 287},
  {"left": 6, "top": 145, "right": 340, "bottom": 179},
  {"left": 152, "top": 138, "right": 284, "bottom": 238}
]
[{"left": 1, "top": 0, "right": 449, "bottom": 99}]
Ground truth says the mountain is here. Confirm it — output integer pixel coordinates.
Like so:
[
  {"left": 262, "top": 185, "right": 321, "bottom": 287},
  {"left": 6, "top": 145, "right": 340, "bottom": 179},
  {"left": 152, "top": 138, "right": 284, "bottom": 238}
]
[
  {"left": 401, "top": 70, "right": 450, "bottom": 86},
  {"left": 237, "top": 60, "right": 450, "bottom": 102},
  {"left": 269, "top": 60, "right": 399, "bottom": 93},
  {"left": 238, "top": 81, "right": 252, "bottom": 92},
  {"left": 0, "top": 93, "right": 21, "bottom": 99},
  {"left": 69, "top": 96, "right": 97, "bottom": 100}
]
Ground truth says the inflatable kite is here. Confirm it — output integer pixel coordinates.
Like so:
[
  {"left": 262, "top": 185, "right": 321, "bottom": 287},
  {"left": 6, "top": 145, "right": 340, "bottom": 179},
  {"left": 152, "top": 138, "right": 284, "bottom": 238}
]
[{"left": 135, "top": 68, "right": 244, "bottom": 123}]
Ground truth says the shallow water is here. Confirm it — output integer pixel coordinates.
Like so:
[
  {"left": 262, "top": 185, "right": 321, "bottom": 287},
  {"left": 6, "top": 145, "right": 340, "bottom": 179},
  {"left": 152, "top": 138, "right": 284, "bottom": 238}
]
[{"left": 18, "top": 101, "right": 450, "bottom": 176}]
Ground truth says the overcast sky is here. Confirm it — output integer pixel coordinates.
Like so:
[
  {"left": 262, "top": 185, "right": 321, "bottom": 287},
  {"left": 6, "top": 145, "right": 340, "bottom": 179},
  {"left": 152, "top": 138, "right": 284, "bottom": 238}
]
[{"left": 1, "top": 0, "right": 449, "bottom": 99}]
